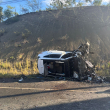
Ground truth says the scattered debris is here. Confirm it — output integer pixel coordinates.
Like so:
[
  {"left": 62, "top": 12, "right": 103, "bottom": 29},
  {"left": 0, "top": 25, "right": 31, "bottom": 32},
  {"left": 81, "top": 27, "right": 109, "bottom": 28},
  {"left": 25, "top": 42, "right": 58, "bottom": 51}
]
[
  {"left": 37, "top": 76, "right": 43, "bottom": 79},
  {"left": 18, "top": 77, "right": 23, "bottom": 82},
  {"left": 88, "top": 77, "right": 92, "bottom": 81},
  {"left": 59, "top": 76, "right": 65, "bottom": 80}
]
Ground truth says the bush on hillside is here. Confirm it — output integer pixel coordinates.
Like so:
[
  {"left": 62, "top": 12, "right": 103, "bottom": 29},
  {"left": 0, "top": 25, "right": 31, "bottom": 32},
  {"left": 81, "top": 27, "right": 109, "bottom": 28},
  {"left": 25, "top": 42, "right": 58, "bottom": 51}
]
[
  {"left": 0, "top": 29, "right": 7, "bottom": 37},
  {"left": 22, "top": 29, "right": 31, "bottom": 39},
  {"left": 4, "top": 16, "right": 19, "bottom": 25}
]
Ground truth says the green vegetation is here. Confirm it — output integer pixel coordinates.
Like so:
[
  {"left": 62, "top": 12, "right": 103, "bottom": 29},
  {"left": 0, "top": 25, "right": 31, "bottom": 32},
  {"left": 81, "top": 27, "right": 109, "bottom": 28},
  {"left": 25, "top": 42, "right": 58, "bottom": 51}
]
[
  {"left": 26, "top": 0, "right": 42, "bottom": 12},
  {"left": 4, "top": 6, "right": 14, "bottom": 19},
  {"left": 0, "top": 29, "right": 7, "bottom": 37},
  {"left": 4, "top": 16, "right": 19, "bottom": 24},
  {"left": 10, "top": 56, "right": 15, "bottom": 60},
  {"left": 93, "top": 0, "right": 102, "bottom": 6},
  {"left": 96, "top": 61, "right": 110, "bottom": 76},
  {"left": 0, "top": 0, "right": 109, "bottom": 24},
  {"left": 21, "top": 8, "right": 29, "bottom": 14},
  {"left": 0, "top": 6, "right": 3, "bottom": 22},
  {"left": 22, "top": 29, "right": 31, "bottom": 39},
  {"left": 14, "top": 31, "right": 21, "bottom": 36}
]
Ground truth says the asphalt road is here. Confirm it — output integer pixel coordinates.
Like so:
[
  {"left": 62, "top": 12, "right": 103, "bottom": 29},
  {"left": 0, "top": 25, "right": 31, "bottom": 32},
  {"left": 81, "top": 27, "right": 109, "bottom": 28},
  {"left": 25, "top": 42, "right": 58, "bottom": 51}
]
[{"left": 0, "top": 78, "right": 110, "bottom": 110}]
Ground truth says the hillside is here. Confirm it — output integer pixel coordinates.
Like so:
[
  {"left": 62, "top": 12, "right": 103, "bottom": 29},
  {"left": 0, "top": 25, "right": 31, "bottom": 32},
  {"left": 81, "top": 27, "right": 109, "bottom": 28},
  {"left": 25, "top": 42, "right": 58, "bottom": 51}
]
[{"left": 0, "top": 6, "right": 110, "bottom": 62}]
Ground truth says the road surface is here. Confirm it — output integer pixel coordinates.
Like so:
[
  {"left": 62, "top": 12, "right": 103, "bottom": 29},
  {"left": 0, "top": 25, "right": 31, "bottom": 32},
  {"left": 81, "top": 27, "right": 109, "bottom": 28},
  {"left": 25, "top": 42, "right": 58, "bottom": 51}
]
[{"left": 0, "top": 78, "right": 110, "bottom": 110}]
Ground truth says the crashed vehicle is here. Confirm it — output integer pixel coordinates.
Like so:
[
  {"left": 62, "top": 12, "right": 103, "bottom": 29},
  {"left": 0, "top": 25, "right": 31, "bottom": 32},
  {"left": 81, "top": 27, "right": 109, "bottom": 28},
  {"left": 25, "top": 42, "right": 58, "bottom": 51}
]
[{"left": 37, "top": 42, "right": 101, "bottom": 81}]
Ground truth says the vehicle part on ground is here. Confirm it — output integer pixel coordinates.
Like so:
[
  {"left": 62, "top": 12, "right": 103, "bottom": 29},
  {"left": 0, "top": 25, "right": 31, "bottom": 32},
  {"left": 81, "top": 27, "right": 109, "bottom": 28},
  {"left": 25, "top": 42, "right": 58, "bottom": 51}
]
[
  {"left": 73, "top": 71, "right": 79, "bottom": 79},
  {"left": 18, "top": 77, "right": 23, "bottom": 82}
]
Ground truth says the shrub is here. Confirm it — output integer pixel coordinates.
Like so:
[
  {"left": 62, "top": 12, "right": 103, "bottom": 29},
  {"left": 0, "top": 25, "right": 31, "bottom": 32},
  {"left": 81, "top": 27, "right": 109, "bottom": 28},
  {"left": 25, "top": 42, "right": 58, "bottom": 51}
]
[
  {"left": 46, "top": 8, "right": 53, "bottom": 11},
  {"left": 0, "top": 29, "right": 7, "bottom": 37},
  {"left": 0, "top": 60, "right": 12, "bottom": 69},
  {"left": 37, "top": 37, "right": 42, "bottom": 43},
  {"left": 4, "top": 16, "right": 19, "bottom": 25},
  {"left": 18, "top": 44, "right": 21, "bottom": 47},
  {"left": 59, "top": 34, "right": 69, "bottom": 40},
  {"left": 22, "top": 29, "right": 31, "bottom": 39},
  {"left": 14, "top": 31, "right": 20, "bottom": 36},
  {"left": 10, "top": 56, "right": 15, "bottom": 60}
]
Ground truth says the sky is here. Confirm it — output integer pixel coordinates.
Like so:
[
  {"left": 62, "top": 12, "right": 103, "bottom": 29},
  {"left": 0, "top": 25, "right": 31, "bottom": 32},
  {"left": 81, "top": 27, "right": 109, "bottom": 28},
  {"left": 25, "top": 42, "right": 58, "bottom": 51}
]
[
  {"left": 0, "top": 0, "right": 48, "bottom": 14},
  {"left": 0, "top": 0, "right": 110, "bottom": 14}
]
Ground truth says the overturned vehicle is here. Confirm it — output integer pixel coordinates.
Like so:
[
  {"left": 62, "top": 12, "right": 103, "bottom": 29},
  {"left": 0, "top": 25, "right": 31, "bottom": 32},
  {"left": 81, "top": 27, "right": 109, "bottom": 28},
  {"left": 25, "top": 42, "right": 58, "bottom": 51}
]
[{"left": 37, "top": 42, "right": 102, "bottom": 81}]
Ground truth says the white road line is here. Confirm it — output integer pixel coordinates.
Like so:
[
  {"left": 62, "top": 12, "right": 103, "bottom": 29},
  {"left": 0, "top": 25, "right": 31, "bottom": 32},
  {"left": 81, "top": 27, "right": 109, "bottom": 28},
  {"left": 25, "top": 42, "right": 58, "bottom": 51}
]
[{"left": 0, "top": 86, "right": 109, "bottom": 93}]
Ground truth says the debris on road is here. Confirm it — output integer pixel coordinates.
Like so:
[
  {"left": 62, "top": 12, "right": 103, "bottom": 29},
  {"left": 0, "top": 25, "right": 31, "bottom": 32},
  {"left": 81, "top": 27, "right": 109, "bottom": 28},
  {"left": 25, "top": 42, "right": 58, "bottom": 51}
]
[{"left": 18, "top": 77, "right": 23, "bottom": 82}]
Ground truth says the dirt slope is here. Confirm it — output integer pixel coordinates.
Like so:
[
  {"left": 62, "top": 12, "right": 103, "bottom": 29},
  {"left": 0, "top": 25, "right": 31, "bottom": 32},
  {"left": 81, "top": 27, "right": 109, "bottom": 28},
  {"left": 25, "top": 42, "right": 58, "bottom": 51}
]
[{"left": 0, "top": 6, "right": 110, "bottom": 62}]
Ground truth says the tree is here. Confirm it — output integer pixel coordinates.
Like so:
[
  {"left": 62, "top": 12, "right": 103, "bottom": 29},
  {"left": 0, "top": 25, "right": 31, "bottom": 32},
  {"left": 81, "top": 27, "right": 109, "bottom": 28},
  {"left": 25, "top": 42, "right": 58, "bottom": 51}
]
[
  {"left": 4, "top": 9, "right": 12, "bottom": 19},
  {"left": 85, "top": 0, "right": 93, "bottom": 5},
  {"left": 50, "top": 0, "right": 63, "bottom": 9},
  {"left": 93, "top": 0, "right": 102, "bottom": 6},
  {"left": 7, "top": 5, "right": 15, "bottom": 10},
  {"left": 13, "top": 9, "right": 19, "bottom": 16},
  {"left": 26, "top": 0, "right": 42, "bottom": 12},
  {"left": 107, "top": 2, "right": 110, "bottom": 6},
  {"left": 77, "top": 2, "right": 83, "bottom": 6},
  {"left": 4, "top": 5, "right": 15, "bottom": 19},
  {"left": 0, "top": 6, "right": 3, "bottom": 22},
  {"left": 7, "top": 6, "right": 18, "bottom": 16},
  {"left": 21, "top": 8, "right": 29, "bottom": 14},
  {"left": 64, "top": 0, "right": 75, "bottom": 8},
  {"left": 50, "top": 0, "right": 76, "bottom": 9}
]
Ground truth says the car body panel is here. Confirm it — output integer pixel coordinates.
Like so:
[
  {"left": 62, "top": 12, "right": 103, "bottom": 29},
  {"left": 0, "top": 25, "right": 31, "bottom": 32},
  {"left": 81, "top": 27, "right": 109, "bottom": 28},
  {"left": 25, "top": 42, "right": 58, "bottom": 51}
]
[
  {"left": 38, "top": 50, "right": 72, "bottom": 60},
  {"left": 38, "top": 59, "right": 44, "bottom": 75}
]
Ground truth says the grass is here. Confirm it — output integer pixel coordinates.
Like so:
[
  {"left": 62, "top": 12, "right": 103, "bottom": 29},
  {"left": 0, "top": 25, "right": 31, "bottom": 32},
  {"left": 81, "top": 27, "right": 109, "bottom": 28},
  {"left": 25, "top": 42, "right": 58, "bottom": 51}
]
[
  {"left": 95, "top": 62, "right": 110, "bottom": 77},
  {"left": 0, "top": 59, "right": 110, "bottom": 79},
  {"left": 0, "top": 59, "right": 39, "bottom": 78}
]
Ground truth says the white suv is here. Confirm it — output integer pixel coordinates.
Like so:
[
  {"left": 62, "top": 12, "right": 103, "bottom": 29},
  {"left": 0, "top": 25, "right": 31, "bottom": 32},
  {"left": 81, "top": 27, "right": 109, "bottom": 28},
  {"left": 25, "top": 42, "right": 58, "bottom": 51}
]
[{"left": 37, "top": 50, "right": 73, "bottom": 76}]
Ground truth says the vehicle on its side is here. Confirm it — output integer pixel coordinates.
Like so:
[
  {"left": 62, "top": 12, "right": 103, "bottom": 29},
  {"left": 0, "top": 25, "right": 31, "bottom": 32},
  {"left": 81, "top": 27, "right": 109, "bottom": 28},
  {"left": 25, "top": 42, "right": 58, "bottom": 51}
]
[
  {"left": 37, "top": 42, "right": 96, "bottom": 80},
  {"left": 38, "top": 50, "right": 74, "bottom": 77}
]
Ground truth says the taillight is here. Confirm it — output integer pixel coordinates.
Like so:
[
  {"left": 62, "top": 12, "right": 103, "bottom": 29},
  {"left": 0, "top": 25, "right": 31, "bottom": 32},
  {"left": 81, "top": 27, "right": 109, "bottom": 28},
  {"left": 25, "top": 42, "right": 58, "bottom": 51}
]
[{"left": 47, "top": 65, "right": 50, "bottom": 69}]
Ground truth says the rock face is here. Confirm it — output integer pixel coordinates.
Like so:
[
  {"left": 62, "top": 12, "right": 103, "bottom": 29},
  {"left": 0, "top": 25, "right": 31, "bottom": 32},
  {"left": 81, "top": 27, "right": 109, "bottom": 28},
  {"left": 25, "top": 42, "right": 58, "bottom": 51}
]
[{"left": 0, "top": 6, "right": 110, "bottom": 61}]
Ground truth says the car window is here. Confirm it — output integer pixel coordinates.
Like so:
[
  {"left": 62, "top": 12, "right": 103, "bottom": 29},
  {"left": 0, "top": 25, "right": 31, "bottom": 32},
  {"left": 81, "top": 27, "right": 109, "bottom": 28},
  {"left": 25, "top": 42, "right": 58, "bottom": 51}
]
[
  {"left": 44, "top": 54, "right": 61, "bottom": 58},
  {"left": 61, "top": 53, "right": 72, "bottom": 58}
]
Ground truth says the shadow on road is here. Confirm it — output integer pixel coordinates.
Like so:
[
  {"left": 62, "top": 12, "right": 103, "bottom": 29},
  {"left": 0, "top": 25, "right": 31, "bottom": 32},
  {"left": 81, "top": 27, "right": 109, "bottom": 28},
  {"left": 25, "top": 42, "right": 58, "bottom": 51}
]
[
  {"left": 96, "top": 89, "right": 110, "bottom": 94},
  {"left": 0, "top": 85, "right": 110, "bottom": 99},
  {"left": 23, "top": 97, "right": 110, "bottom": 110},
  {"left": 0, "top": 74, "right": 61, "bottom": 83}
]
